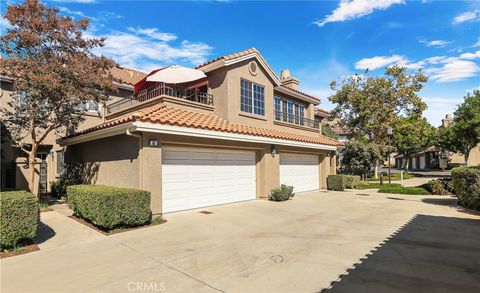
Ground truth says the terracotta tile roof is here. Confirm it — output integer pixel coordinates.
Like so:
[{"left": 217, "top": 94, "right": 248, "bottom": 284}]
[
  {"left": 68, "top": 103, "right": 342, "bottom": 147},
  {"left": 195, "top": 48, "right": 258, "bottom": 69},
  {"left": 110, "top": 66, "right": 147, "bottom": 86}
]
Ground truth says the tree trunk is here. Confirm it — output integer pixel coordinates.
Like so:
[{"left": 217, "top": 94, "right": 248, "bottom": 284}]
[
  {"left": 27, "top": 143, "right": 38, "bottom": 196},
  {"left": 373, "top": 159, "right": 379, "bottom": 179},
  {"left": 403, "top": 157, "right": 409, "bottom": 172},
  {"left": 465, "top": 152, "right": 470, "bottom": 166}
]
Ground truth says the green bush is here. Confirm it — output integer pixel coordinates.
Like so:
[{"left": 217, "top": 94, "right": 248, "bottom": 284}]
[
  {"left": 452, "top": 167, "right": 480, "bottom": 210},
  {"left": 378, "top": 185, "right": 430, "bottom": 195},
  {"left": 344, "top": 175, "right": 361, "bottom": 188},
  {"left": 67, "top": 185, "right": 151, "bottom": 230},
  {"left": 270, "top": 184, "right": 295, "bottom": 201},
  {"left": 50, "top": 177, "right": 77, "bottom": 199},
  {"left": 327, "top": 175, "right": 347, "bottom": 191},
  {"left": 0, "top": 191, "right": 39, "bottom": 249},
  {"left": 419, "top": 178, "right": 454, "bottom": 195}
]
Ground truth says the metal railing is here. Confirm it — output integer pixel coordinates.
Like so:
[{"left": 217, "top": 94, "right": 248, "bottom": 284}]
[
  {"left": 106, "top": 83, "right": 213, "bottom": 114},
  {"left": 274, "top": 110, "right": 319, "bottom": 129}
]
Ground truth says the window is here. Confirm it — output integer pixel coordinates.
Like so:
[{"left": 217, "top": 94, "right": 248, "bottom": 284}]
[
  {"left": 83, "top": 100, "right": 100, "bottom": 112},
  {"left": 56, "top": 151, "right": 64, "bottom": 175},
  {"left": 274, "top": 97, "right": 281, "bottom": 120},
  {"left": 274, "top": 97, "right": 306, "bottom": 126},
  {"left": 241, "top": 79, "right": 265, "bottom": 115}
]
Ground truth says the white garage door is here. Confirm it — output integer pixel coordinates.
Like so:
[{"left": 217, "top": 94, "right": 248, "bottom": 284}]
[
  {"left": 162, "top": 146, "right": 256, "bottom": 213},
  {"left": 280, "top": 153, "right": 319, "bottom": 193}
]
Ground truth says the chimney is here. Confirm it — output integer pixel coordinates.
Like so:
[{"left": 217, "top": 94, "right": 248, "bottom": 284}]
[
  {"left": 280, "top": 69, "right": 299, "bottom": 91},
  {"left": 442, "top": 114, "right": 453, "bottom": 127}
]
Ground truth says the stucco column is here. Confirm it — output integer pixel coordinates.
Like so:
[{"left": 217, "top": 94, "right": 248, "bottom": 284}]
[
  {"left": 141, "top": 134, "right": 163, "bottom": 215},
  {"left": 319, "top": 153, "right": 329, "bottom": 189},
  {"left": 330, "top": 152, "right": 337, "bottom": 175},
  {"left": 257, "top": 146, "right": 279, "bottom": 198}
]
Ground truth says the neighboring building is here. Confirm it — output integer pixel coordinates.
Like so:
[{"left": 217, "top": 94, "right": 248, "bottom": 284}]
[
  {"left": 60, "top": 48, "right": 341, "bottom": 214},
  {"left": 394, "top": 114, "right": 480, "bottom": 170},
  {"left": 0, "top": 66, "right": 147, "bottom": 193}
]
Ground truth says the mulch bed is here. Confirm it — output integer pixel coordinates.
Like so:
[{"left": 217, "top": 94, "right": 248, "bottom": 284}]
[
  {"left": 0, "top": 240, "right": 40, "bottom": 259},
  {"left": 68, "top": 215, "right": 167, "bottom": 236}
]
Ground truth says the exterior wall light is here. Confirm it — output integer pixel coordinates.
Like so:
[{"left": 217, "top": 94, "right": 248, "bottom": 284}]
[
  {"left": 148, "top": 139, "right": 159, "bottom": 147},
  {"left": 271, "top": 145, "right": 277, "bottom": 157}
]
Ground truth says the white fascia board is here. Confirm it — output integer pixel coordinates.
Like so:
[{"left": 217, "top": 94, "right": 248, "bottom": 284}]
[
  {"left": 58, "top": 123, "right": 132, "bottom": 146},
  {"left": 113, "top": 82, "right": 134, "bottom": 91},
  {"left": 132, "top": 122, "right": 337, "bottom": 151},
  {"left": 274, "top": 86, "right": 320, "bottom": 105}
]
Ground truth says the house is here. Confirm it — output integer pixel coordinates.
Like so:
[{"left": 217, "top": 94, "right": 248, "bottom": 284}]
[
  {"left": 394, "top": 114, "right": 480, "bottom": 170},
  {"left": 60, "top": 48, "right": 342, "bottom": 214},
  {"left": 0, "top": 66, "right": 147, "bottom": 193}
]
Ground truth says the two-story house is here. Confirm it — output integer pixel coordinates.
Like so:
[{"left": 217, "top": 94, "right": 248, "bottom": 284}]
[
  {"left": 60, "top": 48, "right": 342, "bottom": 214},
  {"left": 0, "top": 65, "right": 147, "bottom": 193}
]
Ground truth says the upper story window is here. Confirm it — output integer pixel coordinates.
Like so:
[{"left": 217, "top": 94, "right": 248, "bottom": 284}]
[
  {"left": 82, "top": 100, "right": 101, "bottom": 112},
  {"left": 274, "top": 96, "right": 316, "bottom": 128},
  {"left": 241, "top": 79, "right": 265, "bottom": 115}
]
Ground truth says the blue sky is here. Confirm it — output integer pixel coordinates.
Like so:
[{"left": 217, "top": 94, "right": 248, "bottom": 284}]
[{"left": 1, "top": 0, "right": 479, "bottom": 126}]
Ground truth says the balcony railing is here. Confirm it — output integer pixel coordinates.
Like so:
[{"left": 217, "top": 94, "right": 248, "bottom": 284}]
[
  {"left": 106, "top": 83, "right": 213, "bottom": 114},
  {"left": 274, "top": 111, "right": 319, "bottom": 129}
]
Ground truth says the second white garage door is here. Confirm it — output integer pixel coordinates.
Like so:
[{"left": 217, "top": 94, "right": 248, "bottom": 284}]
[
  {"left": 162, "top": 147, "right": 256, "bottom": 213},
  {"left": 280, "top": 153, "right": 319, "bottom": 193}
]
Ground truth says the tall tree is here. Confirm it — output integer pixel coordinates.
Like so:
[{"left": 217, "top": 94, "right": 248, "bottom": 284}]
[
  {"left": 436, "top": 91, "right": 480, "bottom": 165},
  {"left": 393, "top": 116, "right": 435, "bottom": 170},
  {"left": 340, "top": 139, "right": 384, "bottom": 180},
  {"left": 0, "top": 0, "right": 116, "bottom": 194},
  {"left": 329, "top": 66, "right": 428, "bottom": 177}
]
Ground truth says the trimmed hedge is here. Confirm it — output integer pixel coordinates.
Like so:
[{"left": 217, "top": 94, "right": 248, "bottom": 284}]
[
  {"left": 452, "top": 167, "right": 480, "bottom": 210},
  {"left": 0, "top": 191, "right": 39, "bottom": 248},
  {"left": 67, "top": 185, "right": 152, "bottom": 230},
  {"left": 345, "top": 175, "right": 361, "bottom": 189},
  {"left": 270, "top": 184, "right": 295, "bottom": 201},
  {"left": 419, "top": 178, "right": 454, "bottom": 195},
  {"left": 327, "top": 175, "right": 347, "bottom": 191}
]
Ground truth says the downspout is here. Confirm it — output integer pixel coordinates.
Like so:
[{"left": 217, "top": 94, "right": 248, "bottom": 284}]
[{"left": 126, "top": 128, "right": 143, "bottom": 189}]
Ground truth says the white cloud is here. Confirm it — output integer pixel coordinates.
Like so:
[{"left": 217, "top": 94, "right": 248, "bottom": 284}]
[
  {"left": 419, "top": 39, "right": 451, "bottom": 48},
  {"left": 459, "top": 50, "right": 480, "bottom": 60},
  {"left": 89, "top": 30, "right": 212, "bottom": 72},
  {"left": 354, "top": 51, "right": 480, "bottom": 83},
  {"left": 314, "top": 0, "right": 404, "bottom": 27},
  {"left": 0, "top": 17, "right": 10, "bottom": 30},
  {"left": 127, "top": 27, "right": 177, "bottom": 42},
  {"left": 58, "top": 6, "right": 87, "bottom": 18},
  {"left": 472, "top": 38, "right": 480, "bottom": 48},
  {"left": 452, "top": 9, "right": 479, "bottom": 25},
  {"left": 355, "top": 54, "right": 409, "bottom": 70}
]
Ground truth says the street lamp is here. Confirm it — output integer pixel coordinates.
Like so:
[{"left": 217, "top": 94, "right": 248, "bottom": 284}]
[{"left": 387, "top": 127, "right": 393, "bottom": 184}]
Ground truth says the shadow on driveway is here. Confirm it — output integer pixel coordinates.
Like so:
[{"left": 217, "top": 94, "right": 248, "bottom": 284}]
[
  {"left": 322, "top": 214, "right": 480, "bottom": 293},
  {"left": 34, "top": 221, "right": 56, "bottom": 245}
]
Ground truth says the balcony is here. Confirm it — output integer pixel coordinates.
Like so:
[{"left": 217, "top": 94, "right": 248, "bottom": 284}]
[
  {"left": 274, "top": 111, "right": 319, "bottom": 129},
  {"left": 106, "top": 83, "right": 213, "bottom": 114}
]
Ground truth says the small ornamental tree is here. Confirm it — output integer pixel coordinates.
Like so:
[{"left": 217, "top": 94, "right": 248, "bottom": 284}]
[
  {"left": 393, "top": 116, "right": 435, "bottom": 170},
  {"left": 0, "top": 0, "right": 116, "bottom": 194},
  {"left": 329, "top": 66, "right": 428, "bottom": 178},
  {"left": 436, "top": 91, "right": 480, "bottom": 165},
  {"left": 340, "top": 139, "right": 384, "bottom": 180}
]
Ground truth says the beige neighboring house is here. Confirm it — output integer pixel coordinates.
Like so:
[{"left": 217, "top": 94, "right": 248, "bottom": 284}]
[
  {"left": 60, "top": 48, "right": 341, "bottom": 215},
  {"left": 0, "top": 66, "right": 147, "bottom": 194},
  {"left": 394, "top": 114, "right": 480, "bottom": 170}
]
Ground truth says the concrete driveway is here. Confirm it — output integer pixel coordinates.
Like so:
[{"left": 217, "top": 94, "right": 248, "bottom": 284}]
[{"left": 1, "top": 190, "right": 479, "bottom": 293}]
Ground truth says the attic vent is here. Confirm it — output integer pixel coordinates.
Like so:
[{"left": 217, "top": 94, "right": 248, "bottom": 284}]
[{"left": 249, "top": 61, "right": 258, "bottom": 76}]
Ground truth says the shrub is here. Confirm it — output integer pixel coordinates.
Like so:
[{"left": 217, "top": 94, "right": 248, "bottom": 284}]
[
  {"left": 0, "top": 191, "right": 39, "bottom": 249},
  {"left": 270, "top": 184, "right": 294, "bottom": 201},
  {"left": 344, "top": 175, "right": 361, "bottom": 189},
  {"left": 50, "top": 177, "right": 77, "bottom": 199},
  {"left": 67, "top": 185, "right": 151, "bottom": 230},
  {"left": 378, "top": 185, "right": 430, "bottom": 195},
  {"left": 327, "top": 175, "right": 347, "bottom": 191},
  {"left": 452, "top": 167, "right": 480, "bottom": 210},
  {"left": 419, "top": 178, "right": 454, "bottom": 195}
]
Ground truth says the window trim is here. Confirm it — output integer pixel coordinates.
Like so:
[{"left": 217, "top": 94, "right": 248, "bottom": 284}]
[{"left": 240, "top": 78, "right": 265, "bottom": 116}]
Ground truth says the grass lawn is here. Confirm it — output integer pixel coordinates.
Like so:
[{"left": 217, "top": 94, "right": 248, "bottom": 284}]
[
  {"left": 357, "top": 183, "right": 401, "bottom": 189},
  {"left": 356, "top": 182, "right": 431, "bottom": 195}
]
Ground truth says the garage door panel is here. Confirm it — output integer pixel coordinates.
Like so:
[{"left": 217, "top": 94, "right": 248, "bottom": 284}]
[
  {"left": 280, "top": 153, "right": 319, "bottom": 193},
  {"left": 162, "top": 147, "right": 256, "bottom": 213}
]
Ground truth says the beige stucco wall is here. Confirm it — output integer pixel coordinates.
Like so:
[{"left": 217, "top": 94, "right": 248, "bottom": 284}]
[
  {"left": 67, "top": 131, "right": 332, "bottom": 215},
  {"left": 206, "top": 60, "right": 319, "bottom": 136}
]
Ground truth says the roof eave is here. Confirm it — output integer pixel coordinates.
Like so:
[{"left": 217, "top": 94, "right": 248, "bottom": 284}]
[{"left": 274, "top": 86, "right": 320, "bottom": 105}]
